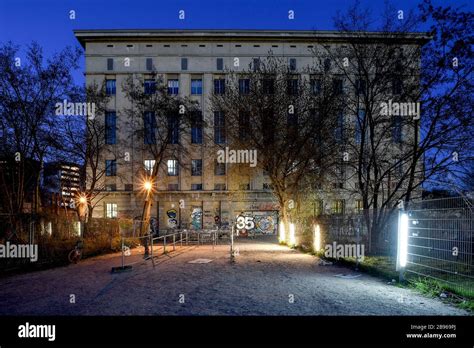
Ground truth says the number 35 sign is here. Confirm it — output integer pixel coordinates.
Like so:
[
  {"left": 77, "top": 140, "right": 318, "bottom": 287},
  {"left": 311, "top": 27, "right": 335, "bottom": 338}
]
[{"left": 236, "top": 215, "right": 255, "bottom": 230}]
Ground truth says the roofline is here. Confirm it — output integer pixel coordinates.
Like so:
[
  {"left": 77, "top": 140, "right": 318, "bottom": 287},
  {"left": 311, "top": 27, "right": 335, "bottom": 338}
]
[{"left": 73, "top": 29, "right": 431, "bottom": 48}]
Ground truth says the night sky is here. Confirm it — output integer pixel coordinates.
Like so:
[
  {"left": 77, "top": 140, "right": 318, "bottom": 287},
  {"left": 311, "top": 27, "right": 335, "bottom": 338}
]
[{"left": 2, "top": 0, "right": 472, "bottom": 84}]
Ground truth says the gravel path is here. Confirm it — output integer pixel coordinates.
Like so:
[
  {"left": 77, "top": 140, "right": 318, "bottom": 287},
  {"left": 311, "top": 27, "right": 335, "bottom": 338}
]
[{"left": 0, "top": 236, "right": 468, "bottom": 316}]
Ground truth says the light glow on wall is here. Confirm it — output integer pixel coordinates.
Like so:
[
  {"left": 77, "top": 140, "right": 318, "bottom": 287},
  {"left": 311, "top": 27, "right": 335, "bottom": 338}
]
[{"left": 289, "top": 223, "right": 296, "bottom": 246}]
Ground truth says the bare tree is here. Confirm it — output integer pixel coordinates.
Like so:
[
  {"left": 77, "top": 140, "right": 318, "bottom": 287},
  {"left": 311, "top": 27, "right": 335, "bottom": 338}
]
[
  {"left": 122, "top": 73, "right": 199, "bottom": 241},
  {"left": 0, "top": 41, "right": 81, "bottom": 238},
  {"left": 210, "top": 55, "right": 341, "bottom": 237},
  {"left": 318, "top": 0, "right": 473, "bottom": 250}
]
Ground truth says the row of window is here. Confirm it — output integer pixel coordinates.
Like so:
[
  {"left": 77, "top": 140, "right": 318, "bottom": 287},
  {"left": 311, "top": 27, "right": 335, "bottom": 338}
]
[
  {"left": 105, "top": 159, "right": 226, "bottom": 177},
  {"left": 104, "top": 197, "right": 356, "bottom": 219},
  {"left": 105, "top": 76, "right": 404, "bottom": 96},
  {"left": 105, "top": 109, "right": 403, "bottom": 146},
  {"left": 314, "top": 199, "right": 365, "bottom": 215},
  {"left": 105, "top": 57, "right": 298, "bottom": 72}
]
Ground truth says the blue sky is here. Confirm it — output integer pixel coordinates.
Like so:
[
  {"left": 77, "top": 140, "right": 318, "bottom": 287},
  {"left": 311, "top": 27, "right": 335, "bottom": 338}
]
[{"left": 1, "top": 0, "right": 472, "bottom": 84}]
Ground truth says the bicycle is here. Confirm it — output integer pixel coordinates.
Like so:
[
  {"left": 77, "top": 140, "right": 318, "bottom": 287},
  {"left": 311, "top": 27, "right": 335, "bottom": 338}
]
[{"left": 68, "top": 240, "right": 84, "bottom": 264}]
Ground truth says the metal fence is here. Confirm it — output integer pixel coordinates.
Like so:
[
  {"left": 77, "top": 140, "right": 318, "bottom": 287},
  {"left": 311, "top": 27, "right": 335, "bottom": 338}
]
[{"left": 405, "top": 196, "right": 474, "bottom": 297}]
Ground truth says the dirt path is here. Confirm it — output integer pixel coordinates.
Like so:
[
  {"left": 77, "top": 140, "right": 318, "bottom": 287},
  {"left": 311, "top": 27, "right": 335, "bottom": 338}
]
[{"left": 0, "top": 236, "right": 468, "bottom": 315}]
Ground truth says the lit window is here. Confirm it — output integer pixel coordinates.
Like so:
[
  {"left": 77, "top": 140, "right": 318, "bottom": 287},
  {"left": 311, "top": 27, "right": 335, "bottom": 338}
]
[
  {"left": 167, "top": 159, "right": 178, "bottom": 176},
  {"left": 106, "top": 203, "right": 118, "bottom": 218},
  {"left": 167, "top": 79, "right": 179, "bottom": 95},
  {"left": 191, "top": 79, "right": 203, "bottom": 95},
  {"left": 106, "top": 79, "right": 116, "bottom": 95},
  {"left": 144, "top": 159, "right": 156, "bottom": 175}
]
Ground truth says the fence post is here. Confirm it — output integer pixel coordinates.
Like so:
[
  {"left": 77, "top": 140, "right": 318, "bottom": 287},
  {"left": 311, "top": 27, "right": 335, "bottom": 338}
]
[
  {"left": 163, "top": 234, "right": 167, "bottom": 254},
  {"left": 121, "top": 237, "right": 125, "bottom": 268},
  {"left": 173, "top": 234, "right": 176, "bottom": 251},
  {"left": 180, "top": 232, "right": 183, "bottom": 247}
]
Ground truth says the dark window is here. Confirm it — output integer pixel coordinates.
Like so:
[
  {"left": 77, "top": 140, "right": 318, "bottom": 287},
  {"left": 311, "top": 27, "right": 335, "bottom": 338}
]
[
  {"left": 216, "top": 58, "right": 223, "bottom": 71},
  {"left": 392, "top": 116, "right": 402, "bottom": 143},
  {"left": 262, "top": 79, "right": 274, "bottom": 94},
  {"left": 191, "top": 79, "right": 202, "bottom": 95},
  {"left": 253, "top": 58, "right": 260, "bottom": 72},
  {"left": 124, "top": 184, "right": 133, "bottom": 191},
  {"left": 105, "top": 184, "right": 117, "bottom": 191},
  {"left": 167, "top": 79, "right": 179, "bottom": 95},
  {"left": 143, "top": 111, "right": 156, "bottom": 144},
  {"left": 107, "top": 58, "right": 113, "bottom": 71},
  {"left": 146, "top": 58, "right": 153, "bottom": 71},
  {"left": 168, "top": 183, "right": 179, "bottom": 191},
  {"left": 181, "top": 58, "right": 188, "bottom": 70},
  {"left": 215, "top": 161, "right": 226, "bottom": 175},
  {"left": 191, "top": 183, "right": 203, "bottom": 190},
  {"left": 144, "top": 79, "right": 156, "bottom": 95},
  {"left": 239, "top": 79, "right": 250, "bottom": 95},
  {"left": 355, "top": 109, "right": 365, "bottom": 143},
  {"left": 323, "top": 58, "right": 331, "bottom": 72},
  {"left": 335, "top": 111, "right": 344, "bottom": 143},
  {"left": 106, "top": 79, "right": 116, "bottom": 95},
  {"left": 239, "top": 111, "right": 250, "bottom": 140},
  {"left": 167, "top": 115, "right": 179, "bottom": 144},
  {"left": 289, "top": 58, "right": 297, "bottom": 71},
  {"left": 333, "top": 78, "right": 343, "bottom": 95},
  {"left": 105, "top": 160, "right": 117, "bottom": 176},
  {"left": 214, "top": 183, "right": 226, "bottom": 190},
  {"left": 356, "top": 79, "right": 366, "bottom": 96},
  {"left": 214, "top": 111, "right": 226, "bottom": 144},
  {"left": 191, "top": 111, "right": 203, "bottom": 144},
  {"left": 191, "top": 159, "right": 202, "bottom": 176},
  {"left": 287, "top": 79, "right": 298, "bottom": 95},
  {"left": 392, "top": 78, "right": 403, "bottom": 95},
  {"left": 287, "top": 111, "right": 298, "bottom": 128},
  {"left": 105, "top": 112, "right": 116, "bottom": 144},
  {"left": 310, "top": 79, "right": 321, "bottom": 95},
  {"left": 214, "top": 79, "right": 225, "bottom": 95}
]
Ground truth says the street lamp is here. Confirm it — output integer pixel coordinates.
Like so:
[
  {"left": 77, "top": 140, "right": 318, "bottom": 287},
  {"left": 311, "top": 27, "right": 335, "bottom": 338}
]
[
  {"left": 76, "top": 193, "right": 88, "bottom": 238},
  {"left": 141, "top": 178, "right": 154, "bottom": 258}
]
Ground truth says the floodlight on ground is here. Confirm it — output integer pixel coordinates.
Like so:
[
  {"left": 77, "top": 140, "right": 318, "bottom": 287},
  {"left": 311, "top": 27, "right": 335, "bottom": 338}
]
[{"left": 314, "top": 224, "right": 321, "bottom": 251}]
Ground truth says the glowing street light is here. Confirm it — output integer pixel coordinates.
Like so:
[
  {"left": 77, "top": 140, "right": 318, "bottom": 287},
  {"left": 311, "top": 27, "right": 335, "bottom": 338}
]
[
  {"left": 314, "top": 224, "right": 321, "bottom": 251},
  {"left": 279, "top": 221, "right": 286, "bottom": 243},
  {"left": 143, "top": 180, "right": 152, "bottom": 192},
  {"left": 397, "top": 213, "right": 409, "bottom": 269}
]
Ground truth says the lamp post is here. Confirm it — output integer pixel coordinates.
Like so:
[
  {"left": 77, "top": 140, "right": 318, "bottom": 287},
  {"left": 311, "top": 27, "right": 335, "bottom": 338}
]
[
  {"left": 77, "top": 194, "right": 88, "bottom": 238},
  {"left": 141, "top": 179, "right": 153, "bottom": 258}
]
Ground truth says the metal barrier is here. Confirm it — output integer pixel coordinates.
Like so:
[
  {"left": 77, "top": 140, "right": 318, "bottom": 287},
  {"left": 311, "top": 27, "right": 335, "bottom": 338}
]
[
  {"left": 112, "top": 229, "right": 221, "bottom": 272},
  {"left": 405, "top": 197, "right": 474, "bottom": 297}
]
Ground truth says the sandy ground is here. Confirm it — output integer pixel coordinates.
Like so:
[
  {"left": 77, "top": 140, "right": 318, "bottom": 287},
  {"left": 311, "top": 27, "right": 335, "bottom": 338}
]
[{"left": 0, "top": 236, "right": 468, "bottom": 316}]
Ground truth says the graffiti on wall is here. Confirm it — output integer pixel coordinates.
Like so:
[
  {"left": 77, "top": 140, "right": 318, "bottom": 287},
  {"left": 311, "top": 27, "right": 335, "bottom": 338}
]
[
  {"left": 190, "top": 207, "right": 202, "bottom": 229},
  {"left": 166, "top": 209, "right": 178, "bottom": 228}
]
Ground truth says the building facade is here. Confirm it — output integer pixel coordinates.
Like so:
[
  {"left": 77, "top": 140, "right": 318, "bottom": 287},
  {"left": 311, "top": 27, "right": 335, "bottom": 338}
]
[{"left": 74, "top": 30, "right": 427, "bottom": 232}]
